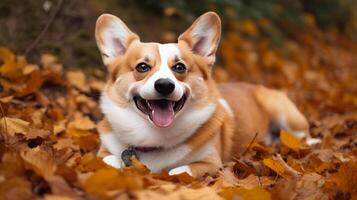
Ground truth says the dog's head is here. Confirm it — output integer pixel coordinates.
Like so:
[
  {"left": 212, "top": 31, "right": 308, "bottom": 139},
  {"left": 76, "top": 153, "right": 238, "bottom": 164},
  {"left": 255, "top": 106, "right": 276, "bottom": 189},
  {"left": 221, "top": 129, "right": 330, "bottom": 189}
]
[{"left": 95, "top": 12, "right": 221, "bottom": 130}]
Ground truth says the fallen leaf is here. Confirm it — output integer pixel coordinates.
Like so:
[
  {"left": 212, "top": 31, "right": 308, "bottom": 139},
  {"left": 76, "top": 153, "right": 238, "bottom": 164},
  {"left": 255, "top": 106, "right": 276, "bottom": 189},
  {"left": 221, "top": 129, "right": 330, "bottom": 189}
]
[
  {"left": 20, "top": 147, "right": 57, "bottom": 178},
  {"left": 0, "top": 117, "right": 30, "bottom": 136},
  {"left": 220, "top": 186, "right": 271, "bottom": 200},
  {"left": 68, "top": 114, "right": 96, "bottom": 131},
  {"left": 0, "top": 177, "right": 35, "bottom": 200},
  {"left": 83, "top": 167, "right": 144, "bottom": 198},
  {"left": 0, "top": 47, "right": 21, "bottom": 78},
  {"left": 263, "top": 154, "right": 300, "bottom": 179},
  {"left": 66, "top": 71, "right": 90, "bottom": 92},
  {"left": 324, "top": 160, "right": 357, "bottom": 197},
  {"left": 280, "top": 130, "right": 307, "bottom": 151}
]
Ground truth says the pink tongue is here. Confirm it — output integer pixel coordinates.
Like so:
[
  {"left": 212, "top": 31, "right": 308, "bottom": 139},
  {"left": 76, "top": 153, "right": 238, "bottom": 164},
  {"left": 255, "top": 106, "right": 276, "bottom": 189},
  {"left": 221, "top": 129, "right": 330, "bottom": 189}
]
[{"left": 150, "top": 100, "right": 175, "bottom": 128}]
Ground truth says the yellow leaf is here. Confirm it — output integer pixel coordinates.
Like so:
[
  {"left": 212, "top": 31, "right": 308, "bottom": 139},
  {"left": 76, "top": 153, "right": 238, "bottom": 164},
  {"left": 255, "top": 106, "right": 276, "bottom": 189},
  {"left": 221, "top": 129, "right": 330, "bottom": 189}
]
[
  {"left": 0, "top": 47, "right": 20, "bottom": 78},
  {"left": 83, "top": 168, "right": 144, "bottom": 198},
  {"left": 280, "top": 130, "right": 306, "bottom": 151},
  {"left": 263, "top": 155, "right": 301, "bottom": 179},
  {"left": 263, "top": 157, "right": 287, "bottom": 178},
  {"left": 0, "top": 117, "right": 30, "bottom": 136},
  {"left": 220, "top": 187, "right": 271, "bottom": 200}
]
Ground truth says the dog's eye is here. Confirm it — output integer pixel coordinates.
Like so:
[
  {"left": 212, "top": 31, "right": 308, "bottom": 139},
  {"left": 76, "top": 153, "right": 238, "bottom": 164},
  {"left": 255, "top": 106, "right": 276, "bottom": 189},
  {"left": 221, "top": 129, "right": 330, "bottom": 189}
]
[
  {"left": 135, "top": 63, "right": 151, "bottom": 73},
  {"left": 171, "top": 63, "right": 186, "bottom": 74}
]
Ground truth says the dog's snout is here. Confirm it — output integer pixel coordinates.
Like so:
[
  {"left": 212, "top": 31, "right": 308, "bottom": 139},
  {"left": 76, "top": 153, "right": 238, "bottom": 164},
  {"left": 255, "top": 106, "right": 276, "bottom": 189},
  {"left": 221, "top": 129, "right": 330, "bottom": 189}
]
[{"left": 154, "top": 78, "right": 175, "bottom": 96}]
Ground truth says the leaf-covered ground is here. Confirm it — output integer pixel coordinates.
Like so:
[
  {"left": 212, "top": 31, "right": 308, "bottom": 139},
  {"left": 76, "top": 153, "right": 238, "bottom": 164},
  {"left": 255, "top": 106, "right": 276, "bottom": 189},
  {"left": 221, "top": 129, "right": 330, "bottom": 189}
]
[{"left": 0, "top": 21, "right": 356, "bottom": 200}]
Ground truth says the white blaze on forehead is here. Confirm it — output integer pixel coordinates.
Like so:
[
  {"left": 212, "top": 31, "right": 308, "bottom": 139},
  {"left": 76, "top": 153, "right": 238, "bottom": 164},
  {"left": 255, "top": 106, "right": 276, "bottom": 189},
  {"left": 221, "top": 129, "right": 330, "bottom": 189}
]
[{"left": 139, "top": 43, "right": 184, "bottom": 101}]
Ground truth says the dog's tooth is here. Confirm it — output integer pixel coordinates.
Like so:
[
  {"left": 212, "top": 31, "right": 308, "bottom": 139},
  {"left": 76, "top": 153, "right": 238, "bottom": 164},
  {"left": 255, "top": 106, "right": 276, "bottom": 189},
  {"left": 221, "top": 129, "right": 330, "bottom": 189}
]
[{"left": 147, "top": 100, "right": 152, "bottom": 109}]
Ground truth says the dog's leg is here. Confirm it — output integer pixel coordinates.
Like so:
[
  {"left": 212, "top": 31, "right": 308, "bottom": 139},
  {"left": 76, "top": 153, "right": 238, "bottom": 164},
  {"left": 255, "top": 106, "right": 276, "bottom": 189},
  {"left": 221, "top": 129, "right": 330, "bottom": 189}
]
[
  {"left": 255, "top": 86, "right": 321, "bottom": 145},
  {"left": 169, "top": 160, "right": 222, "bottom": 177},
  {"left": 168, "top": 148, "right": 222, "bottom": 177},
  {"left": 97, "top": 119, "right": 126, "bottom": 168}
]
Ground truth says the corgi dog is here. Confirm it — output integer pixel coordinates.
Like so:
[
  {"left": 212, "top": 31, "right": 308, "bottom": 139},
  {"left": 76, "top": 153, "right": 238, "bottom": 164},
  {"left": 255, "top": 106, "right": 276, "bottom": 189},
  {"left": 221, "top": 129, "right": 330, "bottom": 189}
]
[{"left": 95, "top": 12, "right": 318, "bottom": 177}]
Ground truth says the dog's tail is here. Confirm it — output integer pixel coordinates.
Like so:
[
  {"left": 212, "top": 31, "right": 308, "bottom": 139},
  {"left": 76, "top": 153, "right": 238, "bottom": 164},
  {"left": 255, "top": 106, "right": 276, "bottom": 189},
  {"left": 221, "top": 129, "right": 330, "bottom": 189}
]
[{"left": 254, "top": 86, "right": 320, "bottom": 145}]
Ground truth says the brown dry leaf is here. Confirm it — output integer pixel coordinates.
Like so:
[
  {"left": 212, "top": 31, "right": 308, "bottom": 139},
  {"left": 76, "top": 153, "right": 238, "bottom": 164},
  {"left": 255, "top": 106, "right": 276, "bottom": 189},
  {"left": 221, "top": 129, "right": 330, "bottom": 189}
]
[
  {"left": 303, "top": 149, "right": 336, "bottom": 173},
  {"left": 0, "top": 153, "right": 25, "bottom": 177},
  {"left": 44, "top": 195, "right": 76, "bottom": 200},
  {"left": 54, "top": 138, "right": 79, "bottom": 151},
  {"left": 0, "top": 117, "right": 30, "bottom": 136},
  {"left": 280, "top": 130, "right": 307, "bottom": 151},
  {"left": 41, "top": 53, "right": 58, "bottom": 68},
  {"left": 137, "top": 186, "right": 222, "bottom": 200},
  {"left": 45, "top": 175, "right": 81, "bottom": 199},
  {"left": 0, "top": 95, "right": 14, "bottom": 103},
  {"left": 31, "top": 108, "right": 46, "bottom": 127},
  {"left": 324, "top": 160, "right": 357, "bottom": 197},
  {"left": 295, "top": 173, "right": 327, "bottom": 200},
  {"left": 66, "top": 128, "right": 98, "bottom": 151},
  {"left": 219, "top": 186, "right": 271, "bottom": 200},
  {"left": 66, "top": 71, "right": 90, "bottom": 92},
  {"left": 77, "top": 153, "right": 107, "bottom": 172},
  {"left": 250, "top": 142, "right": 272, "bottom": 155},
  {"left": 68, "top": 114, "right": 96, "bottom": 131},
  {"left": 212, "top": 178, "right": 237, "bottom": 192},
  {"left": 270, "top": 178, "right": 296, "bottom": 200},
  {"left": 237, "top": 174, "right": 274, "bottom": 189},
  {"left": 216, "top": 168, "right": 238, "bottom": 189},
  {"left": 263, "top": 154, "right": 300, "bottom": 179},
  {"left": 53, "top": 120, "right": 67, "bottom": 135},
  {"left": 0, "top": 177, "right": 35, "bottom": 200},
  {"left": 25, "top": 128, "right": 51, "bottom": 140},
  {"left": 16, "top": 70, "right": 45, "bottom": 97},
  {"left": 20, "top": 147, "right": 57, "bottom": 178}
]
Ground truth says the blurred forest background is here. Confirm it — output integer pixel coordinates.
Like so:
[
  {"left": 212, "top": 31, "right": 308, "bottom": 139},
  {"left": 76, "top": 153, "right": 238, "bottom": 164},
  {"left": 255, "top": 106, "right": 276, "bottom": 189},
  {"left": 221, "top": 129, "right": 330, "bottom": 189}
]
[{"left": 1, "top": 0, "right": 356, "bottom": 67}]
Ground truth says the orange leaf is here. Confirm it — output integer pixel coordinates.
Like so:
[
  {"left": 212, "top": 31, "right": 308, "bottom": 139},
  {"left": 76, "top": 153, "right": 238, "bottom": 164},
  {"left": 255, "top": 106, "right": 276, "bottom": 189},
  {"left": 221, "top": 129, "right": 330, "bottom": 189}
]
[
  {"left": 0, "top": 47, "right": 21, "bottom": 78},
  {"left": 220, "top": 187, "right": 271, "bottom": 200},
  {"left": 263, "top": 155, "right": 300, "bottom": 179},
  {"left": 20, "top": 147, "right": 57, "bottom": 178},
  {"left": 280, "top": 130, "right": 306, "bottom": 151},
  {"left": 263, "top": 157, "right": 287, "bottom": 178},
  {"left": 83, "top": 168, "right": 144, "bottom": 198}
]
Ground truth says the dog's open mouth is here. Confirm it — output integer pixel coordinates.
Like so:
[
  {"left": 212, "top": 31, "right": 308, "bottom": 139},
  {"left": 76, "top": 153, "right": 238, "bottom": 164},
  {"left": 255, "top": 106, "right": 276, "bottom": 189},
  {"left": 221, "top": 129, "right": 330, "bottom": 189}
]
[{"left": 133, "top": 95, "right": 187, "bottom": 128}]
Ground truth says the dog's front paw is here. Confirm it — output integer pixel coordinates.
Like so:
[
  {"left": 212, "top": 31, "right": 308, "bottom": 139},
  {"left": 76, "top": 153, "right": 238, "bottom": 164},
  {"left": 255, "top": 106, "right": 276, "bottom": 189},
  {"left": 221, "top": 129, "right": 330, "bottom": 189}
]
[
  {"left": 169, "top": 165, "right": 192, "bottom": 176},
  {"left": 103, "top": 155, "right": 123, "bottom": 168}
]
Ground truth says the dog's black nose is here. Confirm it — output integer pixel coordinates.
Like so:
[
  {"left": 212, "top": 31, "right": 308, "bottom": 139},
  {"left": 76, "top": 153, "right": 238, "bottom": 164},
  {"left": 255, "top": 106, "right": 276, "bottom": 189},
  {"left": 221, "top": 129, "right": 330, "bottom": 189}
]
[{"left": 154, "top": 78, "right": 175, "bottom": 95}]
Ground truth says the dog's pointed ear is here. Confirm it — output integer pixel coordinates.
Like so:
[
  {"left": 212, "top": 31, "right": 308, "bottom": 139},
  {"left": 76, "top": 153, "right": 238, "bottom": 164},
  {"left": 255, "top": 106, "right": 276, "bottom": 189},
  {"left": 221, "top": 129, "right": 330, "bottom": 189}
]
[
  {"left": 95, "top": 14, "right": 139, "bottom": 65},
  {"left": 178, "top": 12, "right": 221, "bottom": 65}
]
